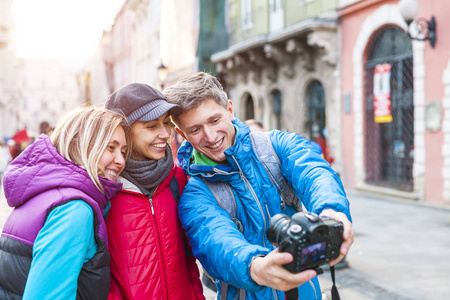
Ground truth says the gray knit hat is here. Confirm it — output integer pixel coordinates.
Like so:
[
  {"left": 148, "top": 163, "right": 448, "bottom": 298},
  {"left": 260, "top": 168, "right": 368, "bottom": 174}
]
[{"left": 105, "top": 83, "right": 181, "bottom": 125}]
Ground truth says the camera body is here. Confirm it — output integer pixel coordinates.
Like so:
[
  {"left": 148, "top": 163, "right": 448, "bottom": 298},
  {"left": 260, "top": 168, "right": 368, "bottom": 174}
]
[{"left": 267, "top": 211, "right": 343, "bottom": 273}]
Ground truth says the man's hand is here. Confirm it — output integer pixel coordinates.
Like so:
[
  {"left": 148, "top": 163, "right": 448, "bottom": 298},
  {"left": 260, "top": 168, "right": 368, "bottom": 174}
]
[
  {"left": 320, "top": 209, "right": 354, "bottom": 266},
  {"left": 249, "top": 249, "right": 317, "bottom": 291}
]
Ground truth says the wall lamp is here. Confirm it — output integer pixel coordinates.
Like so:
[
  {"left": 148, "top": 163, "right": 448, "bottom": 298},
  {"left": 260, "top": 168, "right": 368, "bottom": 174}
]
[
  {"left": 398, "top": 0, "right": 436, "bottom": 48},
  {"left": 157, "top": 62, "right": 168, "bottom": 89}
]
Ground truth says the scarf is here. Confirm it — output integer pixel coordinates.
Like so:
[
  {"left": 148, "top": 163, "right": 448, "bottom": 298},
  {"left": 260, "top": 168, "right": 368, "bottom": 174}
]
[{"left": 121, "top": 144, "right": 173, "bottom": 197}]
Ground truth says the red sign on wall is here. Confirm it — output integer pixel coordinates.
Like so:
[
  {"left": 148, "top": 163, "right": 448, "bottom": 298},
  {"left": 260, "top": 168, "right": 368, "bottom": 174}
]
[{"left": 373, "top": 63, "right": 393, "bottom": 123}]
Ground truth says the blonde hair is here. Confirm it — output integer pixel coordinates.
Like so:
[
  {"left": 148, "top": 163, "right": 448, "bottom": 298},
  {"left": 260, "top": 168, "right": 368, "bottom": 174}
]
[
  {"left": 51, "top": 106, "right": 132, "bottom": 192},
  {"left": 163, "top": 72, "right": 228, "bottom": 126}
]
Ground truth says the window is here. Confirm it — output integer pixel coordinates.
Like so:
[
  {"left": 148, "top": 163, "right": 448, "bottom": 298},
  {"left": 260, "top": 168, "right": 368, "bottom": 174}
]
[
  {"left": 245, "top": 94, "right": 255, "bottom": 120},
  {"left": 271, "top": 89, "right": 282, "bottom": 129},
  {"left": 241, "top": 0, "right": 252, "bottom": 30}
]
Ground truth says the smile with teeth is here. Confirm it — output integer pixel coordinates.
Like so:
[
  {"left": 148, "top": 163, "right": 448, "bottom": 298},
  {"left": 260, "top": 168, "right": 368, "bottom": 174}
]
[
  {"left": 152, "top": 143, "right": 166, "bottom": 149},
  {"left": 208, "top": 138, "right": 223, "bottom": 150},
  {"left": 106, "top": 170, "right": 118, "bottom": 178}
]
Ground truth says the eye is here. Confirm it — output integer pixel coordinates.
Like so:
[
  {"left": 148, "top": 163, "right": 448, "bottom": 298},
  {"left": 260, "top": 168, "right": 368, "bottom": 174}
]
[
  {"left": 147, "top": 125, "right": 157, "bottom": 130},
  {"left": 211, "top": 118, "right": 220, "bottom": 124},
  {"left": 190, "top": 128, "right": 199, "bottom": 135},
  {"left": 108, "top": 145, "right": 115, "bottom": 151}
]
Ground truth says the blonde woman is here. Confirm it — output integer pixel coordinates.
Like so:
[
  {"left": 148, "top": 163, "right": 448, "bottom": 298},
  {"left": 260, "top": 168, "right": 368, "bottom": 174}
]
[{"left": 0, "top": 107, "right": 132, "bottom": 300}]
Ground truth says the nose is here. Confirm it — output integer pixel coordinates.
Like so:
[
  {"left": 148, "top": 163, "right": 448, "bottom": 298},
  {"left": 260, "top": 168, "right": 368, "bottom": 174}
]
[
  {"left": 203, "top": 125, "right": 216, "bottom": 143},
  {"left": 158, "top": 125, "right": 171, "bottom": 140},
  {"left": 114, "top": 151, "right": 125, "bottom": 167}
]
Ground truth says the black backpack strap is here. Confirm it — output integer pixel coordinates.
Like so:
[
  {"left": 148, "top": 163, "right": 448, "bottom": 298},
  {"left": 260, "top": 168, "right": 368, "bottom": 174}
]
[
  {"left": 168, "top": 175, "right": 193, "bottom": 257},
  {"left": 169, "top": 175, "right": 180, "bottom": 203}
]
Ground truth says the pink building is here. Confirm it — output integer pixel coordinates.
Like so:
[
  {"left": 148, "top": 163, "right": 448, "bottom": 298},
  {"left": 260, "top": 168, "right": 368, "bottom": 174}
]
[{"left": 339, "top": 0, "right": 449, "bottom": 204}]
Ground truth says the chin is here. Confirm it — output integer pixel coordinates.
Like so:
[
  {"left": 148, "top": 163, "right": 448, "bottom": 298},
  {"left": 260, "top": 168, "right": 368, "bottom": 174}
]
[
  {"left": 150, "top": 154, "right": 166, "bottom": 160},
  {"left": 209, "top": 154, "right": 226, "bottom": 163}
]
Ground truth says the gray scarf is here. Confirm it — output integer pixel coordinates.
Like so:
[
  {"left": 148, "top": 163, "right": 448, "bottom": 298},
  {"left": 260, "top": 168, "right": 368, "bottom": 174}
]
[{"left": 121, "top": 144, "right": 173, "bottom": 197}]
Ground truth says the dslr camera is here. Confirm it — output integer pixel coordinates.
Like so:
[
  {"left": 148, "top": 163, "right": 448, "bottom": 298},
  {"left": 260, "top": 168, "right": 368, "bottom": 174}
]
[{"left": 267, "top": 211, "right": 343, "bottom": 273}]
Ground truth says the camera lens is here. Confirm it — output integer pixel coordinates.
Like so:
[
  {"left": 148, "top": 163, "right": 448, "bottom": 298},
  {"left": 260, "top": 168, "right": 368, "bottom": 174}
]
[{"left": 267, "top": 214, "right": 290, "bottom": 245}]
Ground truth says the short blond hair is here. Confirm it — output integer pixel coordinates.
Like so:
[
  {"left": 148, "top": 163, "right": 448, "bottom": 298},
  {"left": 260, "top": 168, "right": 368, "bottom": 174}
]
[
  {"left": 163, "top": 72, "right": 228, "bottom": 126},
  {"left": 51, "top": 106, "right": 132, "bottom": 192}
]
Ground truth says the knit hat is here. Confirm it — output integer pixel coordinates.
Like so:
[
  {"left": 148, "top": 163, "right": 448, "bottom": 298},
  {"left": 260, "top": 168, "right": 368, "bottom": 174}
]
[{"left": 105, "top": 83, "right": 181, "bottom": 125}]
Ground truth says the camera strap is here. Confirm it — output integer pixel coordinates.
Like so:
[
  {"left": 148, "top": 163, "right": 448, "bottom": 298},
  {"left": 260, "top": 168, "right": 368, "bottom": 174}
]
[
  {"left": 330, "top": 266, "right": 341, "bottom": 300},
  {"left": 284, "top": 267, "right": 340, "bottom": 300}
]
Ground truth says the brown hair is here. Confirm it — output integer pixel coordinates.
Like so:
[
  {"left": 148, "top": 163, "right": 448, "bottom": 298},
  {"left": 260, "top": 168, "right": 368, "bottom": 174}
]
[{"left": 163, "top": 72, "right": 228, "bottom": 126}]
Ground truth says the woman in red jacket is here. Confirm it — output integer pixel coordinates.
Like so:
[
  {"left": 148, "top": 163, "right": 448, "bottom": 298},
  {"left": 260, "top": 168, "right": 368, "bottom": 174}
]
[{"left": 105, "top": 83, "right": 204, "bottom": 300}]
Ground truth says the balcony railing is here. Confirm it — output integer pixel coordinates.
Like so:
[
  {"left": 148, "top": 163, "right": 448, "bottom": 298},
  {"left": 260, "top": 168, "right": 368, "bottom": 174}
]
[{"left": 226, "top": 0, "right": 339, "bottom": 47}]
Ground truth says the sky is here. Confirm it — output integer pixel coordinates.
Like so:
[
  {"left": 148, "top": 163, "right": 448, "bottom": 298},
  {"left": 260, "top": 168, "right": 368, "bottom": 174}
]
[{"left": 12, "top": 0, "right": 125, "bottom": 60}]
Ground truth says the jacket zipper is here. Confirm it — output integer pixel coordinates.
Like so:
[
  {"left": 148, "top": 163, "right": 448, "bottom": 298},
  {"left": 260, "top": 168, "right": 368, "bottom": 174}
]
[
  {"left": 149, "top": 184, "right": 160, "bottom": 215},
  {"left": 230, "top": 155, "right": 267, "bottom": 247},
  {"left": 148, "top": 185, "right": 170, "bottom": 299},
  {"left": 230, "top": 155, "right": 279, "bottom": 299},
  {"left": 308, "top": 280, "right": 318, "bottom": 299}
]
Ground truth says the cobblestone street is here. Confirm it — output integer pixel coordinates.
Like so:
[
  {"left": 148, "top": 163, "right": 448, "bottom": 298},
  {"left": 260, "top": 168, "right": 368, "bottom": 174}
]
[
  {"left": 319, "top": 191, "right": 450, "bottom": 300},
  {"left": 1, "top": 186, "right": 449, "bottom": 299}
]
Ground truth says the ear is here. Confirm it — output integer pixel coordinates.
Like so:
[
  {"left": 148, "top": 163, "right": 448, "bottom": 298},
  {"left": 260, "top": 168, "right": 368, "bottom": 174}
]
[
  {"left": 176, "top": 127, "right": 187, "bottom": 140},
  {"left": 227, "top": 99, "right": 234, "bottom": 118}
]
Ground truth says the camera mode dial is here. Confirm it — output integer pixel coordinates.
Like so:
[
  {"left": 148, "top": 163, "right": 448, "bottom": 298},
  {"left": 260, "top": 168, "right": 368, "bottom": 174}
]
[{"left": 288, "top": 224, "right": 302, "bottom": 235}]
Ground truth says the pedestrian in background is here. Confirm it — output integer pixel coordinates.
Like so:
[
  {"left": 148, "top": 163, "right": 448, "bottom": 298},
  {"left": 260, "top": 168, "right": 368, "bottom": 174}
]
[
  {"left": 0, "top": 106, "right": 131, "bottom": 299},
  {"left": 105, "top": 83, "right": 204, "bottom": 300},
  {"left": 0, "top": 141, "right": 12, "bottom": 191},
  {"left": 244, "top": 118, "right": 265, "bottom": 132},
  {"left": 163, "top": 72, "right": 354, "bottom": 300}
]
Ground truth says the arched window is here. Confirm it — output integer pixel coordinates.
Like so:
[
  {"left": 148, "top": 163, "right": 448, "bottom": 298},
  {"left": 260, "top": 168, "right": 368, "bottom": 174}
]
[
  {"left": 270, "top": 89, "right": 282, "bottom": 129},
  {"left": 306, "top": 81, "right": 328, "bottom": 160},
  {"left": 245, "top": 94, "right": 255, "bottom": 120},
  {"left": 306, "top": 81, "right": 326, "bottom": 141},
  {"left": 364, "top": 26, "right": 414, "bottom": 191}
]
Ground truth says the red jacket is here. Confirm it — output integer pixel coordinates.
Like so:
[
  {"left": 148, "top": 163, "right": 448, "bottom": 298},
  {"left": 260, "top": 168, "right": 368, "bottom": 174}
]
[{"left": 106, "top": 164, "right": 204, "bottom": 300}]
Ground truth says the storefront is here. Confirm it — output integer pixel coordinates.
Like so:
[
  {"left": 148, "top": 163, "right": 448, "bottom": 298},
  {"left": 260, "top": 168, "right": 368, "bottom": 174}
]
[{"left": 339, "top": 0, "right": 449, "bottom": 203}]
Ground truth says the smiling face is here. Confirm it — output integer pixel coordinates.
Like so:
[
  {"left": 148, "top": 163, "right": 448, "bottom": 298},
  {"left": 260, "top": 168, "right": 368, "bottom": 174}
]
[
  {"left": 98, "top": 125, "right": 127, "bottom": 181},
  {"left": 130, "top": 112, "right": 172, "bottom": 161},
  {"left": 177, "top": 98, "right": 235, "bottom": 164}
]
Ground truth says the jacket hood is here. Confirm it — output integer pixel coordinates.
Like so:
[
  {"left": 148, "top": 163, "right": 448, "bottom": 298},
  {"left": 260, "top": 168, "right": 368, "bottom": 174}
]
[{"left": 3, "top": 134, "right": 122, "bottom": 209}]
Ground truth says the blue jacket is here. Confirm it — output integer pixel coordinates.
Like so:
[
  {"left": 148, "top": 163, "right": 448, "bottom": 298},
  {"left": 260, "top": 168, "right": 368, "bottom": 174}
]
[{"left": 177, "top": 118, "right": 351, "bottom": 300}]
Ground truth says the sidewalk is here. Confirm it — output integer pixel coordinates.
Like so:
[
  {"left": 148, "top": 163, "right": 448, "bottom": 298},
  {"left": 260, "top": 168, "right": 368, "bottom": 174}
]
[{"left": 319, "top": 190, "right": 450, "bottom": 300}]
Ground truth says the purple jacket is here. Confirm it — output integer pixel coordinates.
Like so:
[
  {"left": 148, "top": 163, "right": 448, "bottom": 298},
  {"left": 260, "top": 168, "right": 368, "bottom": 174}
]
[
  {"left": 0, "top": 134, "right": 122, "bottom": 300},
  {"left": 2, "top": 134, "right": 121, "bottom": 246}
]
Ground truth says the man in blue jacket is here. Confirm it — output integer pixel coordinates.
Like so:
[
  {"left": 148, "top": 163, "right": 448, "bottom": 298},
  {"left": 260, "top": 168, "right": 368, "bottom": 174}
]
[{"left": 163, "top": 72, "right": 354, "bottom": 300}]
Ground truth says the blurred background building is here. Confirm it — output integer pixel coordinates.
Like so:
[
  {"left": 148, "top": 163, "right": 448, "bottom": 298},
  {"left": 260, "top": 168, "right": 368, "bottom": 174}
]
[
  {"left": 0, "top": 0, "right": 449, "bottom": 204},
  {"left": 83, "top": 0, "right": 200, "bottom": 107}
]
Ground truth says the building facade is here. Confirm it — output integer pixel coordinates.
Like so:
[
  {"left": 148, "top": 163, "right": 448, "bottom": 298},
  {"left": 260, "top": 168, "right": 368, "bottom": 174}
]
[
  {"left": 206, "top": 0, "right": 449, "bottom": 204},
  {"left": 209, "top": 0, "right": 344, "bottom": 173},
  {"left": 88, "top": 0, "right": 199, "bottom": 107},
  {"left": 0, "top": 0, "right": 20, "bottom": 139},
  {"left": 339, "top": 0, "right": 449, "bottom": 203},
  {"left": 0, "top": 0, "right": 83, "bottom": 139}
]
